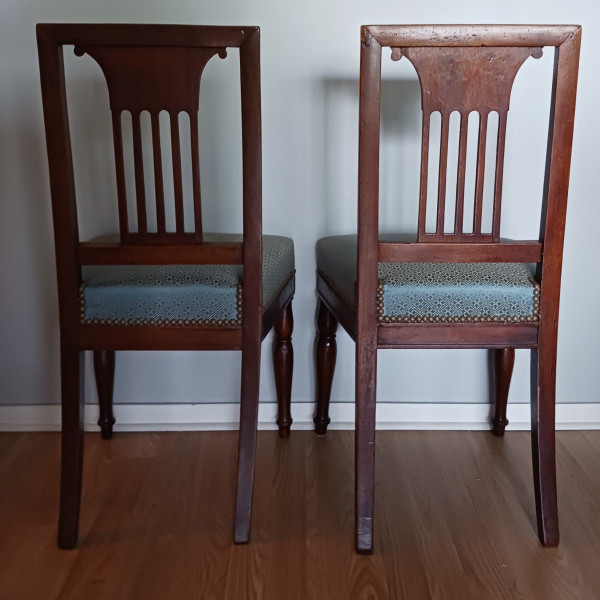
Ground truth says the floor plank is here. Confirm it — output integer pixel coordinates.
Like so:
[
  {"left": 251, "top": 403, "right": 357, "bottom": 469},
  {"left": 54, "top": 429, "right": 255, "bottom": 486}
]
[{"left": 1, "top": 430, "right": 600, "bottom": 599}]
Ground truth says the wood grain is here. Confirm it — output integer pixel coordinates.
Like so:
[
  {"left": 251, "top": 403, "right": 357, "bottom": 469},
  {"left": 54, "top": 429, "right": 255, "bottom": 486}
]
[
  {"left": 37, "top": 23, "right": 294, "bottom": 548},
  {"left": 321, "top": 24, "right": 580, "bottom": 554},
  {"left": 2, "top": 430, "right": 600, "bottom": 599}
]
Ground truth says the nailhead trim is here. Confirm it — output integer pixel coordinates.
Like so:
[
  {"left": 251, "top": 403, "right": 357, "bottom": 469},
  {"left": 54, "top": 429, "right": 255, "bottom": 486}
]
[
  {"left": 79, "top": 282, "right": 243, "bottom": 327},
  {"left": 376, "top": 277, "right": 541, "bottom": 324}
]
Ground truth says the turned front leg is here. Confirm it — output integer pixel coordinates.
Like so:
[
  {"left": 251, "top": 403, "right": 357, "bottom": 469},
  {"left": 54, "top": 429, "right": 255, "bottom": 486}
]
[
  {"left": 314, "top": 298, "right": 338, "bottom": 435},
  {"left": 273, "top": 301, "right": 294, "bottom": 438}
]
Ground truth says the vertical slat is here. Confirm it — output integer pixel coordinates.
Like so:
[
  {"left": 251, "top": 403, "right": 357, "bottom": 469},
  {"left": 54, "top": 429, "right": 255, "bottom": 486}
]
[
  {"left": 491, "top": 112, "right": 508, "bottom": 241},
  {"left": 189, "top": 111, "right": 203, "bottom": 242},
  {"left": 473, "top": 111, "right": 489, "bottom": 236},
  {"left": 131, "top": 111, "right": 147, "bottom": 234},
  {"left": 454, "top": 111, "right": 469, "bottom": 235},
  {"left": 150, "top": 112, "right": 166, "bottom": 234},
  {"left": 170, "top": 112, "right": 185, "bottom": 234},
  {"left": 111, "top": 111, "right": 130, "bottom": 237},
  {"left": 436, "top": 111, "right": 450, "bottom": 235},
  {"left": 417, "top": 112, "right": 430, "bottom": 240}
]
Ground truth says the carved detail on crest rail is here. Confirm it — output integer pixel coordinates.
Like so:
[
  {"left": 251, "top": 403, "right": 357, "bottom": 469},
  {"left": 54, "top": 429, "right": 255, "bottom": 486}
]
[{"left": 74, "top": 45, "right": 227, "bottom": 112}]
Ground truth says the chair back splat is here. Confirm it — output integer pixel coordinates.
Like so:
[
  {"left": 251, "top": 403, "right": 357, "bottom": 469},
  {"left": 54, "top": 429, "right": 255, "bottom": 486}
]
[
  {"left": 73, "top": 43, "right": 228, "bottom": 242},
  {"left": 394, "top": 45, "right": 542, "bottom": 243}
]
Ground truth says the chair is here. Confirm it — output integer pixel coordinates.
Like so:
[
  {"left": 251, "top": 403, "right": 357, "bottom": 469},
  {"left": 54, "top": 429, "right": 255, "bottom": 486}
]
[
  {"left": 37, "top": 23, "right": 295, "bottom": 549},
  {"left": 314, "top": 25, "right": 581, "bottom": 554}
]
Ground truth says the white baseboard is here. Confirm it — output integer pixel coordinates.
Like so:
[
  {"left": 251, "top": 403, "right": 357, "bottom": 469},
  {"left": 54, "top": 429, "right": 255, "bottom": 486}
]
[{"left": 1, "top": 402, "right": 600, "bottom": 432}]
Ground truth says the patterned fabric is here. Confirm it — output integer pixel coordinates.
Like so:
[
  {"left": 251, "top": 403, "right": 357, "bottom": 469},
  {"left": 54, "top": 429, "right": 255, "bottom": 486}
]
[
  {"left": 316, "top": 235, "right": 540, "bottom": 323},
  {"left": 81, "top": 235, "right": 294, "bottom": 326}
]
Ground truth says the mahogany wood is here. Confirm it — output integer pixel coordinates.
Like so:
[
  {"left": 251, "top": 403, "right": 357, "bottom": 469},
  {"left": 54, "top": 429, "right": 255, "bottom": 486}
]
[
  {"left": 378, "top": 240, "right": 542, "bottom": 262},
  {"left": 150, "top": 112, "right": 166, "bottom": 233},
  {"left": 316, "top": 25, "right": 581, "bottom": 554},
  {"left": 80, "top": 325, "right": 243, "bottom": 351},
  {"left": 78, "top": 241, "right": 243, "bottom": 265},
  {"left": 454, "top": 112, "right": 469, "bottom": 233},
  {"left": 316, "top": 275, "right": 356, "bottom": 341},
  {"left": 365, "top": 25, "right": 579, "bottom": 48},
  {"left": 234, "top": 28, "right": 264, "bottom": 545},
  {"left": 273, "top": 301, "right": 294, "bottom": 438},
  {"left": 74, "top": 43, "right": 226, "bottom": 243},
  {"left": 354, "top": 33, "right": 382, "bottom": 555},
  {"left": 261, "top": 276, "right": 295, "bottom": 340},
  {"left": 398, "top": 44, "right": 543, "bottom": 242},
  {"left": 37, "top": 23, "right": 294, "bottom": 550},
  {"left": 111, "top": 112, "right": 129, "bottom": 235},
  {"left": 378, "top": 323, "right": 538, "bottom": 349},
  {"left": 530, "top": 26, "right": 581, "bottom": 548},
  {"left": 57, "top": 347, "right": 84, "bottom": 550},
  {"left": 490, "top": 348, "right": 515, "bottom": 436},
  {"left": 39, "top": 23, "right": 254, "bottom": 48},
  {"left": 314, "top": 298, "right": 338, "bottom": 435},
  {"left": 93, "top": 350, "right": 116, "bottom": 439}
]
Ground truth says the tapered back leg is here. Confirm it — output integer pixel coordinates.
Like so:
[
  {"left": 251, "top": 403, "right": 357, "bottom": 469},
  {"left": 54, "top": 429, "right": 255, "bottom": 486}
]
[
  {"left": 93, "top": 350, "right": 116, "bottom": 439},
  {"left": 234, "top": 336, "right": 262, "bottom": 544},
  {"left": 58, "top": 346, "right": 85, "bottom": 550},
  {"left": 530, "top": 345, "right": 559, "bottom": 546},
  {"left": 490, "top": 348, "right": 515, "bottom": 436},
  {"left": 314, "top": 299, "right": 338, "bottom": 435},
  {"left": 355, "top": 336, "right": 378, "bottom": 555},
  {"left": 273, "top": 301, "right": 294, "bottom": 438}
]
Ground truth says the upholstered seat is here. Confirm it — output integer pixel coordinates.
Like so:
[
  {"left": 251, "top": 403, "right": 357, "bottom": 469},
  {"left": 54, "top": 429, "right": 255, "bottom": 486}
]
[
  {"left": 81, "top": 235, "right": 294, "bottom": 326},
  {"left": 316, "top": 235, "right": 540, "bottom": 323}
]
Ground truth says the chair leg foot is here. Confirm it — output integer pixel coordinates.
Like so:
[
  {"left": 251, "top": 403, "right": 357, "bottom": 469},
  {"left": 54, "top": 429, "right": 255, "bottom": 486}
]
[
  {"left": 490, "top": 348, "right": 514, "bottom": 437},
  {"left": 58, "top": 347, "right": 85, "bottom": 550},
  {"left": 99, "top": 424, "right": 114, "bottom": 441},
  {"left": 492, "top": 420, "right": 508, "bottom": 437},
  {"left": 314, "top": 418, "right": 330, "bottom": 436},
  {"left": 273, "top": 301, "right": 293, "bottom": 439},
  {"left": 355, "top": 524, "right": 374, "bottom": 555},
  {"left": 94, "top": 350, "right": 116, "bottom": 440},
  {"left": 314, "top": 298, "right": 338, "bottom": 435}
]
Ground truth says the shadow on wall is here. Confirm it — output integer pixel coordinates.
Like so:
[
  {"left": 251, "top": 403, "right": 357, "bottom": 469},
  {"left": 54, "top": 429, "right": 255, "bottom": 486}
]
[
  {"left": 0, "top": 83, "right": 59, "bottom": 402},
  {"left": 317, "top": 76, "right": 423, "bottom": 239}
]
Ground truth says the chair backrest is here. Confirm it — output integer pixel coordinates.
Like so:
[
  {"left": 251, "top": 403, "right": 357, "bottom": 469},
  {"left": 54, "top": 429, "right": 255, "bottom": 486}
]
[
  {"left": 37, "top": 24, "right": 262, "bottom": 334},
  {"left": 76, "top": 42, "right": 227, "bottom": 243},
  {"left": 356, "top": 25, "right": 581, "bottom": 334},
  {"left": 397, "top": 44, "right": 542, "bottom": 243}
]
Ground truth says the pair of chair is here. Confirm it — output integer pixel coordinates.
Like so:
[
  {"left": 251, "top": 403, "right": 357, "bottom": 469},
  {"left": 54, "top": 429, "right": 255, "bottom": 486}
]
[{"left": 37, "top": 23, "right": 581, "bottom": 554}]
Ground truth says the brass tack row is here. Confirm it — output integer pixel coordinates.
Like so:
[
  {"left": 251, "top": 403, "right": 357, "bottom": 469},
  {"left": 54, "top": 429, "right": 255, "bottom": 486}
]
[
  {"left": 376, "top": 280, "right": 541, "bottom": 324},
  {"left": 78, "top": 282, "right": 243, "bottom": 327}
]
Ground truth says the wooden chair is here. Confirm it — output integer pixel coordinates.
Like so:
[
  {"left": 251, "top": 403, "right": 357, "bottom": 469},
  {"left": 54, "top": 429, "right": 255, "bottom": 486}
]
[
  {"left": 314, "top": 25, "right": 581, "bottom": 554},
  {"left": 37, "top": 23, "right": 295, "bottom": 549}
]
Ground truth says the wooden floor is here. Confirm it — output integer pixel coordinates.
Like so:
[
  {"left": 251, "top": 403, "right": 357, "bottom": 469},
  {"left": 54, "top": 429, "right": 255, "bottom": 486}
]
[{"left": 1, "top": 430, "right": 600, "bottom": 599}]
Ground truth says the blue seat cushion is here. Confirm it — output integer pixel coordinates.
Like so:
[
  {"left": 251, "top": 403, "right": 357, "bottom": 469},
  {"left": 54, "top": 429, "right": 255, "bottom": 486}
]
[
  {"left": 80, "top": 235, "right": 294, "bottom": 326},
  {"left": 316, "top": 235, "right": 540, "bottom": 323}
]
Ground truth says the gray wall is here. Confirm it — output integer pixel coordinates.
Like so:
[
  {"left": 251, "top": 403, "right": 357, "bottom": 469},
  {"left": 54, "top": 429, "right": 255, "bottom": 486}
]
[{"left": 1, "top": 0, "right": 598, "bottom": 409}]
